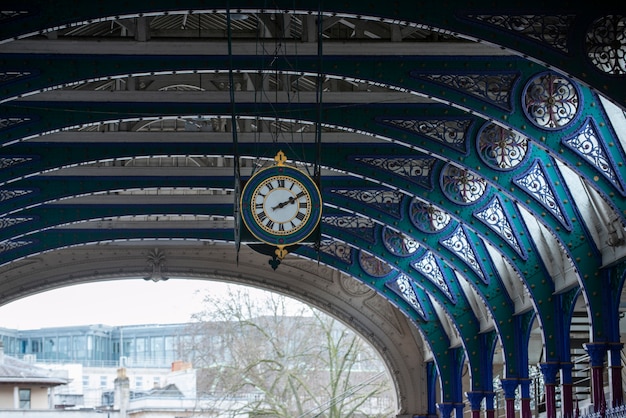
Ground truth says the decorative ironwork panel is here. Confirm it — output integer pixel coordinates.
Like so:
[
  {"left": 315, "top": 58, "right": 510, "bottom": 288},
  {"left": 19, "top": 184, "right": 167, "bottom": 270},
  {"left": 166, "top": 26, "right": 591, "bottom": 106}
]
[
  {"left": 353, "top": 156, "right": 435, "bottom": 189},
  {"left": 412, "top": 73, "right": 517, "bottom": 110},
  {"left": 441, "top": 164, "right": 488, "bottom": 204},
  {"left": 523, "top": 72, "right": 580, "bottom": 130},
  {"left": 388, "top": 273, "right": 427, "bottom": 320},
  {"left": 319, "top": 240, "right": 353, "bottom": 264},
  {"left": 468, "top": 15, "right": 574, "bottom": 53},
  {"left": 0, "top": 118, "right": 31, "bottom": 130},
  {"left": 411, "top": 251, "right": 455, "bottom": 302},
  {"left": 563, "top": 118, "right": 622, "bottom": 191},
  {"left": 440, "top": 225, "right": 487, "bottom": 283},
  {"left": 474, "top": 197, "right": 525, "bottom": 258},
  {"left": 0, "top": 240, "right": 32, "bottom": 253},
  {"left": 359, "top": 250, "right": 394, "bottom": 278},
  {"left": 0, "top": 216, "right": 33, "bottom": 229},
  {"left": 331, "top": 189, "right": 403, "bottom": 219},
  {"left": 379, "top": 118, "right": 471, "bottom": 153},
  {"left": 382, "top": 226, "right": 419, "bottom": 257},
  {"left": 409, "top": 199, "right": 451, "bottom": 233},
  {"left": 322, "top": 215, "right": 376, "bottom": 243},
  {"left": 513, "top": 159, "right": 569, "bottom": 228},
  {"left": 0, "top": 189, "right": 32, "bottom": 202},
  {"left": 0, "top": 11, "right": 29, "bottom": 21},
  {"left": 0, "top": 71, "right": 32, "bottom": 84},
  {"left": 477, "top": 123, "right": 529, "bottom": 170},
  {"left": 0, "top": 157, "right": 33, "bottom": 170},
  {"left": 586, "top": 15, "right": 626, "bottom": 75}
]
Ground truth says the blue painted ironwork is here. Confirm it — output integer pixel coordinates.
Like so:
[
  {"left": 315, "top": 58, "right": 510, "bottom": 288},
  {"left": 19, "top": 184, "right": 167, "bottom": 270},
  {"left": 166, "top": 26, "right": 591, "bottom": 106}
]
[
  {"left": 0, "top": 216, "right": 33, "bottom": 229},
  {"left": 358, "top": 250, "right": 394, "bottom": 278},
  {"left": 467, "top": 14, "right": 575, "bottom": 53},
  {"left": 562, "top": 118, "right": 623, "bottom": 192},
  {"left": 382, "top": 226, "right": 420, "bottom": 257},
  {"left": 411, "top": 251, "right": 456, "bottom": 303},
  {"left": 474, "top": 196, "right": 526, "bottom": 258},
  {"left": 353, "top": 156, "right": 435, "bottom": 189},
  {"left": 409, "top": 199, "right": 452, "bottom": 233},
  {"left": 0, "top": 189, "right": 32, "bottom": 202},
  {"left": 477, "top": 123, "right": 529, "bottom": 170},
  {"left": 0, "top": 239, "right": 33, "bottom": 253},
  {"left": 440, "top": 164, "right": 488, "bottom": 204},
  {"left": 0, "top": 117, "right": 31, "bottom": 130},
  {"left": 522, "top": 72, "right": 580, "bottom": 130},
  {"left": 386, "top": 273, "right": 428, "bottom": 320},
  {"left": 379, "top": 117, "right": 471, "bottom": 153},
  {"left": 411, "top": 72, "right": 518, "bottom": 111},
  {"left": 513, "top": 158, "right": 570, "bottom": 229},
  {"left": 330, "top": 189, "right": 403, "bottom": 219},
  {"left": 318, "top": 240, "right": 353, "bottom": 264},
  {"left": 0, "top": 157, "right": 33, "bottom": 170},
  {"left": 586, "top": 15, "right": 626, "bottom": 75},
  {"left": 321, "top": 215, "right": 376, "bottom": 243},
  {"left": 0, "top": 71, "right": 32, "bottom": 83},
  {"left": 440, "top": 225, "right": 487, "bottom": 283}
]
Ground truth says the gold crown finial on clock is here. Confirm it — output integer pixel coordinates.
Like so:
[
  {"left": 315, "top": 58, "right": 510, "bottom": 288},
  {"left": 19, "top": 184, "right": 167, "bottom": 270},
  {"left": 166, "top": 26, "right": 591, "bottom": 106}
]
[{"left": 274, "top": 150, "right": 287, "bottom": 166}]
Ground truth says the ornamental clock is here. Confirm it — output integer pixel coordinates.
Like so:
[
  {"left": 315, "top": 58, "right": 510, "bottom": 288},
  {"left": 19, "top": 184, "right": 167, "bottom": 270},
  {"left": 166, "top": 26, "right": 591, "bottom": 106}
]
[{"left": 241, "top": 151, "right": 322, "bottom": 260}]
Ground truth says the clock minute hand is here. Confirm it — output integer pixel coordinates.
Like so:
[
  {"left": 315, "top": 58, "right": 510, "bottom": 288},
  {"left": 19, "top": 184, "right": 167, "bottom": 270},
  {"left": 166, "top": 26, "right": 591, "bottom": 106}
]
[{"left": 272, "top": 192, "right": 305, "bottom": 210}]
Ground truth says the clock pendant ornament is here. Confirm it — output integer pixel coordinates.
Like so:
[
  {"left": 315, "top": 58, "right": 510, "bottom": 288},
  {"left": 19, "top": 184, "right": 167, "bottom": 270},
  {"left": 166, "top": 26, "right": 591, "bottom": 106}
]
[{"left": 241, "top": 151, "right": 322, "bottom": 261}]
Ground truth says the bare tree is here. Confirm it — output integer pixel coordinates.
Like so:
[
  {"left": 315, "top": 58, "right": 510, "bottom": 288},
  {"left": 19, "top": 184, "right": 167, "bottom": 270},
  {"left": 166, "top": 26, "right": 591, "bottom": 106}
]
[{"left": 179, "top": 285, "right": 395, "bottom": 417}]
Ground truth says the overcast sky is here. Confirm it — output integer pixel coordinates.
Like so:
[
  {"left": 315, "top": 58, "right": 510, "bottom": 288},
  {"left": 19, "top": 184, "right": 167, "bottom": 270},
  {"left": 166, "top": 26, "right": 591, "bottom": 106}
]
[{"left": 0, "top": 278, "right": 236, "bottom": 330}]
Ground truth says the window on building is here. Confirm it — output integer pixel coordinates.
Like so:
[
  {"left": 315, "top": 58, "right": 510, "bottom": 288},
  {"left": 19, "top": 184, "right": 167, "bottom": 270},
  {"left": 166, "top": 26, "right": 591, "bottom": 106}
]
[
  {"left": 19, "top": 388, "right": 31, "bottom": 409},
  {"left": 153, "top": 376, "right": 161, "bottom": 388},
  {"left": 135, "top": 376, "right": 143, "bottom": 389},
  {"left": 83, "top": 376, "right": 90, "bottom": 387},
  {"left": 100, "top": 376, "right": 107, "bottom": 388}
]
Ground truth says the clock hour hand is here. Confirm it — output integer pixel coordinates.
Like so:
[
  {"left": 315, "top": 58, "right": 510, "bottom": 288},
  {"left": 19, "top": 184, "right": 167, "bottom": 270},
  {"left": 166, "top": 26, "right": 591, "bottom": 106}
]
[{"left": 272, "top": 191, "right": 305, "bottom": 210}]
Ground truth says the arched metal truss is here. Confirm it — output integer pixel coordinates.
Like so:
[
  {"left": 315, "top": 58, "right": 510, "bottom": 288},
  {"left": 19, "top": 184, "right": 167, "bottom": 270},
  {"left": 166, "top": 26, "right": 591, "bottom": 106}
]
[{"left": 1, "top": 2, "right": 626, "bottom": 417}]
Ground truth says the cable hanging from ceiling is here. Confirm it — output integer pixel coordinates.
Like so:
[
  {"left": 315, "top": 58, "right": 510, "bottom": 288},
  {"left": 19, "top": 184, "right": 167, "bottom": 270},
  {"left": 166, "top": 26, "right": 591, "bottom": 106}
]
[{"left": 227, "top": 6, "right": 242, "bottom": 263}]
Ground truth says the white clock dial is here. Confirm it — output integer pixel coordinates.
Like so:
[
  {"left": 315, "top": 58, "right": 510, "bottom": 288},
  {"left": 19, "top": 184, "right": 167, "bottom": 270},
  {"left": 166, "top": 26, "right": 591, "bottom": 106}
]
[{"left": 251, "top": 175, "right": 311, "bottom": 235}]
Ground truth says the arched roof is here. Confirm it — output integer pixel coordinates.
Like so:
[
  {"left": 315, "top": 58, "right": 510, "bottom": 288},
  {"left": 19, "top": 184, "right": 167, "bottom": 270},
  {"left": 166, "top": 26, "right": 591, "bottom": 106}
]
[{"left": 1, "top": 1, "right": 626, "bottom": 416}]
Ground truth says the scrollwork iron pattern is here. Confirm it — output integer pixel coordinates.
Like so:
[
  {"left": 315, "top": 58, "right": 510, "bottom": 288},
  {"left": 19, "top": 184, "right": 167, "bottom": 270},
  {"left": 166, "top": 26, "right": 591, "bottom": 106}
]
[
  {"left": 513, "top": 159, "right": 568, "bottom": 227},
  {"left": 0, "top": 189, "right": 32, "bottom": 202},
  {"left": 586, "top": 15, "right": 626, "bottom": 75},
  {"left": 0, "top": 157, "right": 33, "bottom": 170},
  {"left": 393, "top": 274, "right": 427, "bottom": 319},
  {"left": 411, "top": 251, "right": 455, "bottom": 302},
  {"left": 354, "top": 156, "right": 435, "bottom": 188},
  {"left": 0, "top": 71, "right": 32, "bottom": 83},
  {"left": 478, "top": 123, "right": 529, "bottom": 170},
  {"left": 474, "top": 197, "right": 525, "bottom": 258},
  {"left": 563, "top": 119, "right": 620, "bottom": 190},
  {"left": 380, "top": 118, "right": 470, "bottom": 152},
  {"left": 322, "top": 215, "right": 376, "bottom": 243},
  {"left": 382, "top": 226, "right": 420, "bottom": 257},
  {"left": 414, "top": 73, "right": 517, "bottom": 110},
  {"left": 440, "top": 225, "right": 486, "bottom": 282},
  {"left": 0, "top": 11, "right": 29, "bottom": 21},
  {"left": 0, "top": 118, "right": 30, "bottom": 130},
  {"left": 331, "top": 189, "right": 403, "bottom": 218},
  {"left": 0, "top": 240, "right": 32, "bottom": 253},
  {"left": 523, "top": 73, "right": 579, "bottom": 130},
  {"left": 409, "top": 199, "right": 451, "bottom": 233},
  {"left": 0, "top": 217, "right": 33, "bottom": 229},
  {"left": 441, "top": 164, "right": 487, "bottom": 204},
  {"left": 359, "top": 251, "right": 394, "bottom": 278},
  {"left": 318, "top": 240, "right": 353, "bottom": 264},
  {"left": 468, "top": 15, "right": 574, "bottom": 53}
]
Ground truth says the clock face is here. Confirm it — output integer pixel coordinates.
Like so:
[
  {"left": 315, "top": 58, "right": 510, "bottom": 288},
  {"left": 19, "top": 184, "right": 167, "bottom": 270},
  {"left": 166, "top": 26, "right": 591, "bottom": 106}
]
[
  {"left": 241, "top": 165, "right": 322, "bottom": 246},
  {"left": 252, "top": 175, "right": 311, "bottom": 235}
]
